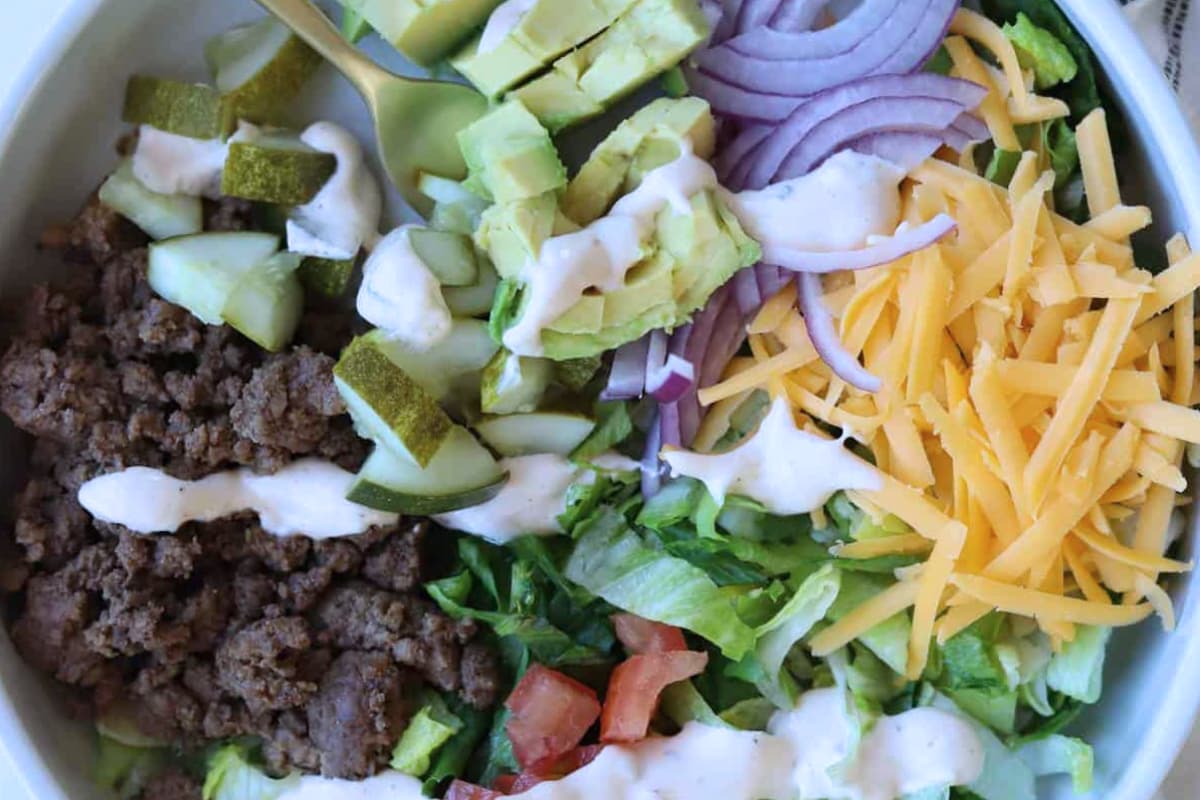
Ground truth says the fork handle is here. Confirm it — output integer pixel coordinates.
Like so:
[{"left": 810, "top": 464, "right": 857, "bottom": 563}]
[{"left": 254, "top": 0, "right": 390, "bottom": 96}]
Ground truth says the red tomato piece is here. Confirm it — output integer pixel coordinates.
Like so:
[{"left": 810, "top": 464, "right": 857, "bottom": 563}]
[
  {"left": 599, "top": 651, "right": 709, "bottom": 743},
  {"left": 490, "top": 775, "right": 518, "bottom": 794},
  {"left": 504, "top": 664, "right": 602, "bottom": 769},
  {"left": 508, "top": 744, "right": 606, "bottom": 793},
  {"left": 507, "top": 772, "right": 544, "bottom": 793},
  {"left": 611, "top": 614, "right": 688, "bottom": 654},
  {"left": 445, "top": 779, "right": 502, "bottom": 800}
]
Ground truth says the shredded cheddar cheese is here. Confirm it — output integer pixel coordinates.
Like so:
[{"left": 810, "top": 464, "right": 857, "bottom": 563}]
[{"left": 697, "top": 84, "right": 1198, "bottom": 672}]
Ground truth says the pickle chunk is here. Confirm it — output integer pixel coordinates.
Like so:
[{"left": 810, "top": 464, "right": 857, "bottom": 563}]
[
  {"left": 221, "top": 135, "right": 337, "bottom": 205},
  {"left": 206, "top": 18, "right": 323, "bottom": 123},
  {"left": 122, "top": 76, "right": 233, "bottom": 139}
]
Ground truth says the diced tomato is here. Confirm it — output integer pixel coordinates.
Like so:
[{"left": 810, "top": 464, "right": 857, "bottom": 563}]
[
  {"left": 506, "top": 745, "right": 606, "bottom": 793},
  {"left": 504, "top": 664, "right": 602, "bottom": 769},
  {"left": 490, "top": 775, "right": 518, "bottom": 794},
  {"left": 611, "top": 613, "right": 688, "bottom": 654},
  {"left": 600, "top": 650, "right": 709, "bottom": 743},
  {"left": 507, "top": 772, "right": 544, "bottom": 793},
  {"left": 445, "top": 779, "right": 502, "bottom": 800}
]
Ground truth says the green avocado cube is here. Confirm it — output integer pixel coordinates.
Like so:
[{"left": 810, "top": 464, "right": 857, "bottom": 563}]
[
  {"left": 457, "top": 100, "right": 567, "bottom": 203},
  {"left": 337, "top": 0, "right": 505, "bottom": 66},
  {"left": 450, "top": 0, "right": 639, "bottom": 98},
  {"left": 475, "top": 193, "right": 559, "bottom": 280},
  {"left": 661, "top": 190, "right": 761, "bottom": 315},
  {"left": 511, "top": 0, "right": 709, "bottom": 132},
  {"left": 563, "top": 97, "right": 716, "bottom": 224}
]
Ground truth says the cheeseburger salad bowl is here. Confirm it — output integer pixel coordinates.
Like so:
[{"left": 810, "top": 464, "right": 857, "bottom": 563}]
[{"left": 0, "top": 1, "right": 1199, "bottom": 799}]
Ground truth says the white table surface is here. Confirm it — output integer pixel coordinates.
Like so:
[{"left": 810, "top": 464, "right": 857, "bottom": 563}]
[{"left": 0, "top": 1, "right": 1197, "bottom": 798}]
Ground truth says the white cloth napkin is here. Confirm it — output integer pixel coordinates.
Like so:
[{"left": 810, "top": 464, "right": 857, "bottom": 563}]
[{"left": 1122, "top": 0, "right": 1200, "bottom": 136}]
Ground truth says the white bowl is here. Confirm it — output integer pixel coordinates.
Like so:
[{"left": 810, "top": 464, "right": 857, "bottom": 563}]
[{"left": 0, "top": 1, "right": 1198, "bottom": 799}]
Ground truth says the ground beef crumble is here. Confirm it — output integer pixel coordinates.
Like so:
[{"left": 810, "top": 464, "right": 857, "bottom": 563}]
[{"left": 0, "top": 196, "right": 501, "bottom": 785}]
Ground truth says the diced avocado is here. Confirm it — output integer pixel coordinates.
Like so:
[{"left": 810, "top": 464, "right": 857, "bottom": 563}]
[
  {"left": 408, "top": 229, "right": 478, "bottom": 287},
  {"left": 347, "top": 431, "right": 507, "bottom": 515},
  {"left": 298, "top": 255, "right": 358, "bottom": 298},
  {"left": 474, "top": 412, "right": 596, "bottom": 457},
  {"left": 335, "top": 0, "right": 506, "bottom": 67},
  {"left": 444, "top": 258, "right": 502, "bottom": 317},
  {"left": 361, "top": 321, "right": 499, "bottom": 404},
  {"left": 563, "top": 97, "right": 716, "bottom": 224},
  {"left": 222, "top": 252, "right": 304, "bottom": 352},
  {"left": 458, "top": 100, "right": 567, "bottom": 203},
  {"left": 99, "top": 159, "right": 203, "bottom": 240},
  {"left": 450, "top": 0, "right": 639, "bottom": 98},
  {"left": 221, "top": 134, "right": 337, "bottom": 205},
  {"left": 662, "top": 190, "right": 760, "bottom": 313},
  {"left": 554, "top": 356, "right": 603, "bottom": 392},
  {"left": 206, "top": 18, "right": 323, "bottom": 124},
  {"left": 147, "top": 232, "right": 280, "bottom": 325},
  {"left": 334, "top": 336, "right": 456, "bottom": 467},
  {"left": 122, "top": 76, "right": 233, "bottom": 140},
  {"left": 480, "top": 349, "right": 552, "bottom": 414},
  {"left": 545, "top": 294, "right": 605, "bottom": 335},
  {"left": 475, "top": 192, "right": 558, "bottom": 280},
  {"left": 511, "top": 0, "right": 709, "bottom": 132},
  {"left": 660, "top": 65, "right": 688, "bottom": 98}
]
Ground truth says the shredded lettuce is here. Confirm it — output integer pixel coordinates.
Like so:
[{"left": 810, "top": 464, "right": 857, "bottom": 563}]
[
  {"left": 945, "top": 689, "right": 1018, "bottom": 734},
  {"left": 659, "top": 680, "right": 733, "bottom": 729},
  {"left": 1003, "top": 12, "right": 1078, "bottom": 89},
  {"left": 754, "top": 564, "right": 841, "bottom": 707},
  {"left": 565, "top": 507, "right": 757, "bottom": 659},
  {"left": 930, "top": 693, "right": 1037, "bottom": 800},
  {"left": 1045, "top": 625, "right": 1110, "bottom": 704},
  {"left": 94, "top": 735, "right": 168, "bottom": 800},
  {"left": 422, "top": 703, "right": 492, "bottom": 796},
  {"left": 570, "top": 400, "right": 634, "bottom": 462},
  {"left": 488, "top": 280, "right": 522, "bottom": 343},
  {"left": 936, "top": 615, "right": 1010, "bottom": 694},
  {"left": 202, "top": 744, "right": 298, "bottom": 800},
  {"left": 390, "top": 697, "right": 464, "bottom": 777},
  {"left": 1016, "top": 735, "right": 1095, "bottom": 794},
  {"left": 985, "top": 149, "right": 1023, "bottom": 187},
  {"left": 636, "top": 477, "right": 705, "bottom": 530},
  {"left": 827, "top": 572, "right": 912, "bottom": 674},
  {"left": 1043, "top": 119, "right": 1080, "bottom": 189}
]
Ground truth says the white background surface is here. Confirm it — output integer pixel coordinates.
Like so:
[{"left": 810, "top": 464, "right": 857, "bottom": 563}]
[{"left": 0, "top": 0, "right": 1195, "bottom": 797}]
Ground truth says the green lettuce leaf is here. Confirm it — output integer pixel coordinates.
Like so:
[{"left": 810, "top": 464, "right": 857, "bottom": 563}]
[
  {"left": 930, "top": 693, "right": 1037, "bottom": 800},
  {"left": 1003, "top": 12, "right": 1078, "bottom": 89},
  {"left": 754, "top": 564, "right": 841, "bottom": 707},
  {"left": 422, "top": 703, "right": 492, "bottom": 796},
  {"left": 946, "top": 689, "right": 1018, "bottom": 734},
  {"left": 1016, "top": 735, "right": 1095, "bottom": 794},
  {"left": 1045, "top": 625, "right": 1110, "bottom": 703},
  {"left": 94, "top": 735, "right": 169, "bottom": 800},
  {"left": 985, "top": 149, "right": 1023, "bottom": 187},
  {"left": 1043, "top": 119, "right": 1079, "bottom": 189},
  {"left": 202, "top": 744, "right": 298, "bottom": 800},
  {"left": 391, "top": 697, "right": 463, "bottom": 776},
  {"left": 570, "top": 401, "right": 634, "bottom": 462},
  {"left": 827, "top": 572, "right": 912, "bottom": 674},
  {"left": 565, "top": 507, "right": 757, "bottom": 659},
  {"left": 636, "top": 478, "right": 705, "bottom": 530},
  {"left": 937, "top": 615, "right": 1010, "bottom": 694}
]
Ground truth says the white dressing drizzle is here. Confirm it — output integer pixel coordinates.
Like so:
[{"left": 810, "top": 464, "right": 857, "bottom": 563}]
[
  {"left": 434, "top": 452, "right": 639, "bottom": 544},
  {"left": 662, "top": 397, "right": 881, "bottom": 514},
  {"left": 78, "top": 460, "right": 397, "bottom": 539},
  {"left": 278, "top": 771, "right": 425, "bottom": 800},
  {"left": 477, "top": 0, "right": 539, "bottom": 54},
  {"left": 131, "top": 125, "right": 236, "bottom": 199},
  {"left": 502, "top": 141, "right": 719, "bottom": 356},
  {"left": 356, "top": 225, "right": 453, "bottom": 350},
  {"left": 287, "top": 121, "right": 383, "bottom": 260},
  {"left": 731, "top": 151, "right": 906, "bottom": 253}
]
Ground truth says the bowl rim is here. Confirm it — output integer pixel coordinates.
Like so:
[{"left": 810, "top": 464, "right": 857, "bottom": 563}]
[{"left": 0, "top": 1, "right": 1199, "bottom": 799}]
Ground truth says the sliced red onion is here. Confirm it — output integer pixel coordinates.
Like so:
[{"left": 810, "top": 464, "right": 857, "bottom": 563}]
[
  {"left": 951, "top": 112, "right": 990, "bottom": 143},
  {"left": 774, "top": 96, "right": 968, "bottom": 181},
  {"left": 770, "top": 0, "right": 832, "bottom": 31},
  {"left": 723, "top": 0, "right": 900, "bottom": 59},
  {"left": 699, "top": 296, "right": 749, "bottom": 391},
  {"left": 725, "top": 75, "right": 986, "bottom": 183},
  {"left": 797, "top": 272, "right": 882, "bottom": 392},
  {"left": 642, "top": 407, "right": 666, "bottom": 496},
  {"left": 648, "top": 355, "right": 696, "bottom": 404},
  {"left": 601, "top": 336, "right": 649, "bottom": 400},
  {"left": 872, "top": 0, "right": 959, "bottom": 74},
  {"left": 710, "top": 0, "right": 742, "bottom": 44},
  {"left": 699, "top": 0, "right": 925, "bottom": 90},
  {"left": 716, "top": 122, "right": 772, "bottom": 185},
  {"left": 733, "top": 267, "right": 763, "bottom": 314},
  {"left": 736, "top": 0, "right": 784, "bottom": 34},
  {"left": 756, "top": 263, "right": 792, "bottom": 301},
  {"left": 764, "top": 213, "right": 957, "bottom": 273},
  {"left": 848, "top": 131, "right": 946, "bottom": 172}
]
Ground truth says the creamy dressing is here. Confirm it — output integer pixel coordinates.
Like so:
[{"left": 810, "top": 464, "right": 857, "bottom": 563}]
[
  {"left": 287, "top": 121, "right": 383, "bottom": 260},
  {"left": 434, "top": 453, "right": 639, "bottom": 544},
  {"left": 662, "top": 396, "right": 881, "bottom": 515},
  {"left": 502, "top": 141, "right": 719, "bottom": 356},
  {"left": 131, "top": 125, "right": 230, "bottom": 198},
  {"left": 78, "top": 460, "right": 397, "bottom": 539},
  {"left": 731, "top": 151, "right": 906, "bottom": 252},
  {"left": 477, "top": 0, "right": 538, "bottom": 54},
  {"left": 356, "top": 225, "right": 453, "bottom": 349},
  {"left": 277, "top": 771, "right": 425, "bottom": 800},
  {"left": 500, "top": 688, "right": 982, "bottom": 800}
]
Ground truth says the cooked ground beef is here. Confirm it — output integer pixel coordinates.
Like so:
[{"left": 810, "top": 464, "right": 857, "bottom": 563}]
[{"left": 0, "top": 195, "right": 501, "bottom": 784}]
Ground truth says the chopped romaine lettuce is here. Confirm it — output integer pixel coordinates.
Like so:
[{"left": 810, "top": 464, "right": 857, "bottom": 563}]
[
  {"left": 391, "top": 697, "right": 463, "bottom": 776},
  {"left": 754, "top": 564, "right": 841, "bottom": 707},
  {"left": 985, "top": 149, "right": 1022, "bottom": 187},
  {"left": 636, "top": 478, "right": 705, "bottom": 530},
  {"left": 565, "top": 507, "right": 757, "bottom": 659},
  {"left": 1016, "top": 735, "right": 1095, "bottom": 794},
  {"left": 202, "top": 744, "right": 298, "bottom": 800},
  {"left": 937, "top": 615, "right": 1010, "bottom": 694},
  {"left": 946, "top": 688, "right": 1018, "bottom": 734},
  {"left": 1043, "top": 118, "right": 1080, "bottom": 188},
  {"left": 95, "top": 735, "right": 168, "bottom": 800},
  {"left": 570, "top": 401, "right": 634, "bottom": 462},
  {"left": 1003, "top": 12, "right": 1078, "bottom": 89},
  {"left": 1045, "top": 625, "right": 1110, "bottom": 703},
  {"left": 659, "top": 680, "right": 733, "bottom": 729},
  {"left": 422, "top": 704, "right": 492, "bottom": 796},
  {"left": 827, "top": 572, "right": 912, "bottom": 674},
  {"left": 930, "top": 693, "right": 1037, "bottom": 800}
]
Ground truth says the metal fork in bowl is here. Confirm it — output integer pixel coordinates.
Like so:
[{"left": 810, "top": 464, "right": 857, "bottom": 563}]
[{"left": 255, "top": 0, "right": 489, "bottom": 217}]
